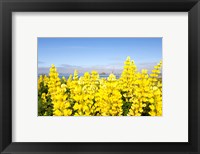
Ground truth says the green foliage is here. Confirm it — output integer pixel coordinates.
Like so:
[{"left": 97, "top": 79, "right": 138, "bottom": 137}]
[
  {"left": 38, "top": 81, "right": 53, "bottom": 116},
  {"left": 120, "top": 91, "right": 131, "bottom": 116},
  {"left": 122, "top": 101, "right": 132, "bottom": 116},
  {"left": 141, "top": 102, "right": 151, "bottom": 116}
]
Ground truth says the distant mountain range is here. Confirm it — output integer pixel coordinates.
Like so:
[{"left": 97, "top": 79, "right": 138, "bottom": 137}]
[
  {"left": 38, "top": 62, "right": 162, "bottom": 76},
  {"left": 38, "top": 67, "right": 123, "bottom": 75}
]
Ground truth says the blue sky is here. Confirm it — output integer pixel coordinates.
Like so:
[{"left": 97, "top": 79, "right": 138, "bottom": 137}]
[{"left": 38, "top": 38, "right": 162, "bottom": 74}]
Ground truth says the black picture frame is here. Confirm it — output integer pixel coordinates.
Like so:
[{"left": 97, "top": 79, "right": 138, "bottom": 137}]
[{"left": 0, "top": 0, "right": 199, "bottom": 153}]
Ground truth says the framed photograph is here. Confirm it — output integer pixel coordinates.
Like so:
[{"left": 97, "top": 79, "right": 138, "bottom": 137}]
[{"left": 0, "top": 0, "right": 199, "bottom": 154}]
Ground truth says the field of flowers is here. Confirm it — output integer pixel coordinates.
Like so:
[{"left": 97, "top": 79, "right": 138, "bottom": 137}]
[{"left": 38, "top": 56, "right": 162, "bottom": 116}]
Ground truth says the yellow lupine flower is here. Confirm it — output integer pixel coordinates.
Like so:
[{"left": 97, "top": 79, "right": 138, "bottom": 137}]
[{"left": 39, "top": 56, "right": 162, "bottom": 116}]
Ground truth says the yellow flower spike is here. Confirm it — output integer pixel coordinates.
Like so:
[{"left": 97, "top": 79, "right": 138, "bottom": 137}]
[
  {"left": 149, "top": 98, "right": 154, "bottom": 103},
  {"left": 73, "top": 70, "right": 79, "bottom": 81},
  {"left": 142, "top": 69, "right": 148, "bottom": 74},
  {"left": 65, "top": 102, "right": 71, "bottom": 108},
  {"left": 41, "top": 93, "right": 47, "bottom": 103},
  {"left": 54, "top": 110, "right": 63, "bottom": 116}
]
